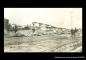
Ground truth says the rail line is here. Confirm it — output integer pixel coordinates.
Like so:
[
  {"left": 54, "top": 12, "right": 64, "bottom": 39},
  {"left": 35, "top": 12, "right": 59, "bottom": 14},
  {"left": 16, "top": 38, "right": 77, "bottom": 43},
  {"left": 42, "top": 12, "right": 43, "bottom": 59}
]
[{"left": 42, "top": 39, "right": 82, "bottom": 52}]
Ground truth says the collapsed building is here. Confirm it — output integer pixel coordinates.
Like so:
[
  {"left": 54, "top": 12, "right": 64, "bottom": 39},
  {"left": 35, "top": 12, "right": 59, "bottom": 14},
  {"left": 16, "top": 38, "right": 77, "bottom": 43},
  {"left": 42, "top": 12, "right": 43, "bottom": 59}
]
[
  {"left": 4, "top": 19, "right": 70, "bottom": 36},
  {"left": 30, "top": 22, "right": 70, "bottom": 35}
]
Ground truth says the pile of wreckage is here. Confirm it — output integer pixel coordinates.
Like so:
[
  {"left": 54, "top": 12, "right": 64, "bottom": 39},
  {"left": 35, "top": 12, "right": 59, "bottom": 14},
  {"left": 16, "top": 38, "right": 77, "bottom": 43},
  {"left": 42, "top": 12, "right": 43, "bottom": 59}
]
[
  {"left": 4, "top": 21, "right": 70, "bottom": 37},
  {"left": 18, "top": 22, "right": 70, "bottom": 36}
]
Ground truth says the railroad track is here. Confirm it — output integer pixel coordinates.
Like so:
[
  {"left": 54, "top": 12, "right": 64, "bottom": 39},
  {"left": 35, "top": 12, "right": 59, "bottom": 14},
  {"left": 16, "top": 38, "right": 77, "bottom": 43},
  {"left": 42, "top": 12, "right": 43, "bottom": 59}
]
[{"left": 42, "top": 40, "right": 82, "bottom": 52}]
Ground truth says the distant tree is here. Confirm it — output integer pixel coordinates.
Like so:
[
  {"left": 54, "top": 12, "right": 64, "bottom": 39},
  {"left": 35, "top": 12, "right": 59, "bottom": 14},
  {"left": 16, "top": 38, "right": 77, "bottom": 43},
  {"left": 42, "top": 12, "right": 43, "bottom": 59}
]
[
  {"left": 71, "top": 27, "right": 78, "bottom": 38},
  {"left": 6, "top": 24, "right": 12, "bottom": 32},
  {"left": 12, "top": 24, "right": 19, "bottom": 33},
  {"left": 32, "top": 22, "right": 36, "bottom": 33}
]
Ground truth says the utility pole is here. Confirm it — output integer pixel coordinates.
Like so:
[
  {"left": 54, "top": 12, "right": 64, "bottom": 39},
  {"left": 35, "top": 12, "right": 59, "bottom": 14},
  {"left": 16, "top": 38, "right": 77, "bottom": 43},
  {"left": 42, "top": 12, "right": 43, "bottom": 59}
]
[
  {"left": 70, "top": 10, "right": 73, "bottom": 38},
  {"left": 70, "top": 10, "right": 73, "bottom": 29}
]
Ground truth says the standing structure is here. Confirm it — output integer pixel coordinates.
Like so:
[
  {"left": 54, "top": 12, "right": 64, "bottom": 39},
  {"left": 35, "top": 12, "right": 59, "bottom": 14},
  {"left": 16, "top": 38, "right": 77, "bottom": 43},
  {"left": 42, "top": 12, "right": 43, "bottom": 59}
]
[{"left": 4, "top": 18, "right": 9, "bottom": 35}]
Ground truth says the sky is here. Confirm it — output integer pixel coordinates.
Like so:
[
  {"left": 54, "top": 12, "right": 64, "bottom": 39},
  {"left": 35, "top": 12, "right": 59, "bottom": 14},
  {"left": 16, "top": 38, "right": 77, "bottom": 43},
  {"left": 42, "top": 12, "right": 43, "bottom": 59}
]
[{"left": 4, "top": 8, "right": 82, "bottom": 29}]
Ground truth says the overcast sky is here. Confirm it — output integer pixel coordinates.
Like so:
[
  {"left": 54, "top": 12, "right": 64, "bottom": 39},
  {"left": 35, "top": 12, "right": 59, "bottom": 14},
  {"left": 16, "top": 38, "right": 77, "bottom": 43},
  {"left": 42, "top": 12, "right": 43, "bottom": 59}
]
[{"left": 4, "top": 8, "right": 82, "bottom": 29}]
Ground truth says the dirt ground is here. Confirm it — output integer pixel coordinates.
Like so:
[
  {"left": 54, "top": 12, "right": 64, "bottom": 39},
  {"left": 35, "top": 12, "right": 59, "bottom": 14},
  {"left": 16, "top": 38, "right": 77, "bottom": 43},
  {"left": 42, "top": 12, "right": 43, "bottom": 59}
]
[{"left": 4, "top": 32, "right": 82, "bottom": 52}]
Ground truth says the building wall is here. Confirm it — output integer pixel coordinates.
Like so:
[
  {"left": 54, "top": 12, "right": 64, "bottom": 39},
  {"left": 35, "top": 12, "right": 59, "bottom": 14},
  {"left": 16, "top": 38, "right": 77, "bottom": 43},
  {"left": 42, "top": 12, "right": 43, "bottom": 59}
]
[
  {"left": 4, "top": 19, "right": 9, "bottom": 34},
  {"left": 4, "top": 19, "right": 9, "bottom": 29}
]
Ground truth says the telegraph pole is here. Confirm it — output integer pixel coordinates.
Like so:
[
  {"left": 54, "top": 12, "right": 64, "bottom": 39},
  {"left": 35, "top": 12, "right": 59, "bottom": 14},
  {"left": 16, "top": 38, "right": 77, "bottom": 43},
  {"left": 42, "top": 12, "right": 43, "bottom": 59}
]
[
  {"left": 70, "top": 10, "right": 73, "bottom": 38},
  {"left": 70, "top": 10, "right": 73, "bottom": 29}
]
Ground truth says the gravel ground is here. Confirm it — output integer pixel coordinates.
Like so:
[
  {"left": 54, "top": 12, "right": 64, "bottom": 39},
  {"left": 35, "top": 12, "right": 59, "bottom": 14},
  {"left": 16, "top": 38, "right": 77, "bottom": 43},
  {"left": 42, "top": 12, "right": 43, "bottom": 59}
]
[{"left": 4, "top": 32, "right": 82, "bottom": 52}]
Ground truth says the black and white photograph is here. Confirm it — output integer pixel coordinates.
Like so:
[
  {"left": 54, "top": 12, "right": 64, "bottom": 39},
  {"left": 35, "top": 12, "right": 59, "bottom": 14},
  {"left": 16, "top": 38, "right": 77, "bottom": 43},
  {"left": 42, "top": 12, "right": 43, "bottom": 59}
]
[{"left": 4, "top": 8, "right": 82, "bottom": 52}]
